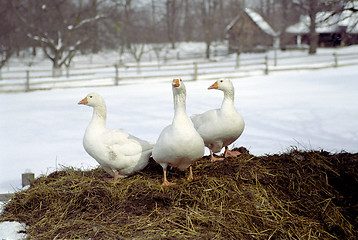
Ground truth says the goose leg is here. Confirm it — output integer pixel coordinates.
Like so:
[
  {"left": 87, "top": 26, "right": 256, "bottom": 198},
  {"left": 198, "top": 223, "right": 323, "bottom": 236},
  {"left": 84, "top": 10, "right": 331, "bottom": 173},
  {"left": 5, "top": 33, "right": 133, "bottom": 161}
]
[
  {"left": 224, "top": 146, "right": 241, "bottom": 158},
  {"left": 162, "top": 167, "right": 176, "bottom": 186},
  {"left": 210, "top": 149, "right": 225, "bottom": 162},
  {"left": 103, "top": 169, "right": 122, "bottom": 181},
  {"left": 103, "top": 167, "right": 117, "bottom": 181},
  {"left": 113, "top": 170, "right": 119, "bottom": 180},
  {"left": 187, "top": 166, "right": 194, "bottom": 181}
]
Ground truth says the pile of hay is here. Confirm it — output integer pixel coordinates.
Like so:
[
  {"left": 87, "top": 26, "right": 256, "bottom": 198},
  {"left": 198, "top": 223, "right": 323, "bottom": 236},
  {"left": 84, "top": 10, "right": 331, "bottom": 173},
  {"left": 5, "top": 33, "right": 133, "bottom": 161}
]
[{"left": 1, "top": 148, "right": 357, "bottom": 239}]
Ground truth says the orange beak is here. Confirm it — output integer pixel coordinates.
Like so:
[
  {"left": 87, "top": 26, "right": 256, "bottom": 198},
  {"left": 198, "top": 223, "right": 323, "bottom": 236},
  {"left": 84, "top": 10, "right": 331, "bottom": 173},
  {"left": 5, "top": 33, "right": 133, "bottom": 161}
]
[
  {"left": 78, "top": 97, "right": 88, "bottom": 105},
  {"left": 172, "top": 78, "right": 180, "bottom": 88},
  {"left": 208, "top": 81, "right": 218, "bottom": 89}
]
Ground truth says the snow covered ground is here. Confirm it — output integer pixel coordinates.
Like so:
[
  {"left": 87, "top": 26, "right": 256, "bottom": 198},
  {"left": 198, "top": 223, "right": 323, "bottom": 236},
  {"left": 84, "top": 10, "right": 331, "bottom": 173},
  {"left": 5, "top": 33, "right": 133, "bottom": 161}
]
[
  {"left": 0, "top": 202, "right": 27, "bottom": 239},
  {"left": 0, "top": 44, "right": 358, "bottom": 239},
  {"left": 0, "top": 217, "right": 26, "bottom": 240}
]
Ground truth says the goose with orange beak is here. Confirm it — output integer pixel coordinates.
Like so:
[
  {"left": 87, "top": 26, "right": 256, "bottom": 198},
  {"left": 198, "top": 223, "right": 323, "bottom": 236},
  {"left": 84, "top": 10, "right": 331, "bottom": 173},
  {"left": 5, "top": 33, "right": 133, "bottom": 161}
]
[
  {"left": 78, "top": 92, "right": 154, "bottom": 180},
  {"left": 191, "top": 79, "right": 245, "bottom": 162},
  {"left": 152, "top": 79, "right": 205, "bottom": 186}
]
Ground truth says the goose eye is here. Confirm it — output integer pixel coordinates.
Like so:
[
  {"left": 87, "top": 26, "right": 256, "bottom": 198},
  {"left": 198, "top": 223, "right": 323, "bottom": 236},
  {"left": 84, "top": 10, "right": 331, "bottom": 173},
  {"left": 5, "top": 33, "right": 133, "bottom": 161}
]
[
  {"left": 89, "top": 96, "right": 93, "bottom": 98},
  {"left": 220, "top": 80, "right": 223, "bottom": 83},
  {"left": 180, "top": 79, "right": 182, "bottom": 82}
]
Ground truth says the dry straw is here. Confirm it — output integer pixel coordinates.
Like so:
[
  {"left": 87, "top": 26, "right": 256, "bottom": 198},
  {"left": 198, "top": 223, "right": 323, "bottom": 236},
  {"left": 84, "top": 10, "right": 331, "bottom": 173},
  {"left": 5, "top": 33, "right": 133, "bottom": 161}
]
[{"left": 1, "top": 148, "right": 357, "bottom": 239}]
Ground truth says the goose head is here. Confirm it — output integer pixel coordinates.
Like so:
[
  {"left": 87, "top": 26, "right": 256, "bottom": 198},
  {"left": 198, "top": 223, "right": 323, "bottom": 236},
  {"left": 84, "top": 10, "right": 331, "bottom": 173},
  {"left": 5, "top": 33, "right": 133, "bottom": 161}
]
[
  {"left": 172, "top": 78, "right": 185, "bottom": 91},
  {"left": 171, "top": 78, "right": 187, "bottom": 114},
  {"left": 78, "top": 92, "right": 105, "bottom": 108},
  {"left": 208, "top": 79, "right": 234, "bottom": 92},
  {"left": 172, "top": 78, "right": 187, "bottom": 97},
  {"left": 78, "top": 92, "right": 107, "bottom": 120}
]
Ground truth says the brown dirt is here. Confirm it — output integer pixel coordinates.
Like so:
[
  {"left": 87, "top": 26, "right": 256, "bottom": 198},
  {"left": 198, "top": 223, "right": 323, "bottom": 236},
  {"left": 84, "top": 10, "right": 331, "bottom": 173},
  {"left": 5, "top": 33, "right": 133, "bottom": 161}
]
[{"left": 1, "top": 148, "right": 357, "bottom": 239}]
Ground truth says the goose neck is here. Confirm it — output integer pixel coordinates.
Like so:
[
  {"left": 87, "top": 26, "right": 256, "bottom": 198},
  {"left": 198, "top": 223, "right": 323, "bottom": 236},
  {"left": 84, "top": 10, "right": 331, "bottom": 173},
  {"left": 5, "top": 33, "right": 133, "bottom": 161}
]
[
  {"left": 173, "top": 91, "right": 190, "bottom": 124},
  {"left": 221, "top": 89, "right": 235, "bottom": 112},
  {"left": 91, "top": 105, "right": 107, "bottom": 127},
  {"left": 173, "top": 91, "right": 186, "bottom": 113}
]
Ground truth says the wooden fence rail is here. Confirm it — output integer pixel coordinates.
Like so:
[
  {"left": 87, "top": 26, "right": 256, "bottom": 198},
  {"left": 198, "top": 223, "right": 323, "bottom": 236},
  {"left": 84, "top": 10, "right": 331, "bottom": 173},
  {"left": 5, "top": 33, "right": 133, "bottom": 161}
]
[{"left": 0, "top": 52, "right": 358, "bottom": 93}]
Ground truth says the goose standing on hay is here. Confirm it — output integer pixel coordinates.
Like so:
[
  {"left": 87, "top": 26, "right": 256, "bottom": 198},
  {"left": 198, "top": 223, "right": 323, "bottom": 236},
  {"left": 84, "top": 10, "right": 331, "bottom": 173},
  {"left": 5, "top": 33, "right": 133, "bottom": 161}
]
[
  {"left": 191, "top": 79, "right": 245, "bottom": 162},
  {"left": 152, "top": 79, "right": 205, "bottom": 186},
  {"left": 78, "top": 93, "right": 153, "bottom": 180}
]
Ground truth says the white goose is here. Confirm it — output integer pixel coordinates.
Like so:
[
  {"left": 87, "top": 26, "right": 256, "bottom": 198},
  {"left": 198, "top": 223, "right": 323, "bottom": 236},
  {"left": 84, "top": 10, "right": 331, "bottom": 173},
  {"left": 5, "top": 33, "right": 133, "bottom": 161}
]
[
  {"left": 152, "top": 79, "right": 205, "bottom": 186},
  {"left": 78, "top": 92, "right": 153, "bottom": 180},
  {"left": 191, "top": 79, "right": 245, "bottom": 162}
]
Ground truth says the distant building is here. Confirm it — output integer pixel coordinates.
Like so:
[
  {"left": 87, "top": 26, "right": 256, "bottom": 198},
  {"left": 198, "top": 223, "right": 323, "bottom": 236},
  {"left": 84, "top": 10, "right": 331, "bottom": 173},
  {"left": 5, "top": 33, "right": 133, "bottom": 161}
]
[
  {"left": 225, "top": 8, "right": 279, "bottom": 53},
  {"left": 286, "top": 10, "right": 358, "bottom": 47}
]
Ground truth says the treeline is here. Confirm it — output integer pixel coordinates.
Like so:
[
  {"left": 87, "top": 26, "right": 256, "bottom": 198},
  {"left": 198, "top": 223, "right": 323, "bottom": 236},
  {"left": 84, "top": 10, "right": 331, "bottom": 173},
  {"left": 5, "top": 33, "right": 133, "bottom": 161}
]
[{"left": 0, "top": 0, "right": 354, "bottom": 73}]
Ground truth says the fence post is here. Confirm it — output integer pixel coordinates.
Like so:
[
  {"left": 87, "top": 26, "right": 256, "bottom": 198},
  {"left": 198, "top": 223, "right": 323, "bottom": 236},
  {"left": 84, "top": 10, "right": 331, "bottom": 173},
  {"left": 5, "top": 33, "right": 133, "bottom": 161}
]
[
  {"left": 193, "top": 62, "right": 198, "bottom": 80},
  {"left": 26, "top": 70, "right": 30, "bottom": 91},
  {"left": 333, "top": 53, "right": 338, "bottom": 67},
  {"left": 264, "top": 56, "right": 269, "bottom": 75},
  {"left": 22, "top": 172, "right": 34, "bottom": 188},
  {"left": 114, "top": 64, "right": 119, "bottom": 85},
  {"left": 66, "top": 66, "right": 70, "bottom": 78},
  {"left": 235, "top": 52, "right": 240, "bottom": 69}
]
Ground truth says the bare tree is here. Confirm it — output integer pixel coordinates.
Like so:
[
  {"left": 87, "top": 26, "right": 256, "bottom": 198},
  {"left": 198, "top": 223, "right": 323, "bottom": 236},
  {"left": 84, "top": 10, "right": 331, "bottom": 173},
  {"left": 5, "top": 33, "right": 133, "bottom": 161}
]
[
  {"left": 293, "top": 0, "right": 355, "bottom": 54},
  {"left": 165, "top": 0, "right": 181, "bottom": 49},
  {"left": 121, "top": 0, "right": 133, "bottom": 48},
  {"left": 293, "top": 0, "right": 336, "bottom": 54},
  {"left": 0, "top": 21, "right": 14, "bottom": 72},
  {"left": 151, "top": 43, "right": 168, "bottom": 68},
  {"left": 255, "top": 0, "right": 301, "bottom": 49},
  {"left": 128, "top": 43, "right": 149, "bottom": 73},
  {"left": 0, "top": 1, "right": 23, "bottom": 73},
  {"left": 11, "top": 0, "right": 108, "bottom": 76},
  {"left": 182, "top": 0, "right": 192, "bottom": 41},
  {"left": 306, "top": 0, "right": 320, "bottom": 54},
  {"left": 200, "top": 0, "right": 219, "bottom": 59}
]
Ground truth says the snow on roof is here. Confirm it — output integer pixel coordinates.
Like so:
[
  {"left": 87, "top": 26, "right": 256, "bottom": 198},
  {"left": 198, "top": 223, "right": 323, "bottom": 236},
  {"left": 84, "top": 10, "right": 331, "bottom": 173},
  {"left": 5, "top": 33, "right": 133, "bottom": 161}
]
[
  {"left": 225, "top": 8, "right": 279, "bottom": 37},
  {"left": 225, "top": 15, "right": 240, "bottom": 33},
  {"left": 286, "top": 10, "right": 358, "bottom": 34},
  {"left": 345, "top": 0, "right": 358, "bottom": 9},
  {"left": 286, "top": 16, "right": 309, "bottom": 34},
  {"left": 245, "top": 8, "right": 279, "bottom": 37},
  {"left": 340, "top": 10, "right": 358, "bottom": 33}
]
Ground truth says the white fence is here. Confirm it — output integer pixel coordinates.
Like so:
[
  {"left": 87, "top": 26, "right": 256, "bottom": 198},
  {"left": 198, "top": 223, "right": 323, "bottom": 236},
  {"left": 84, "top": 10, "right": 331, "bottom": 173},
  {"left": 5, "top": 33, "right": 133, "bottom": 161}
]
[{"left": 1, "top": 51, "right": 358, "bottom": 92}]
